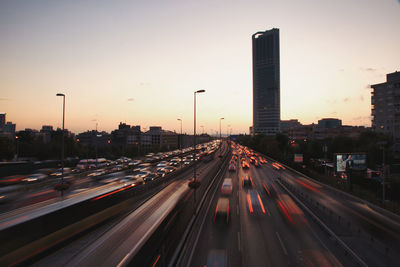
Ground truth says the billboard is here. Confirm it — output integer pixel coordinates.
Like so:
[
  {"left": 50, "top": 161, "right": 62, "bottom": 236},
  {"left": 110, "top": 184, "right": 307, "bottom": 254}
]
[
  {"left": 335, "top": 153, "right": 367, "bottom": 172},
  {"left": 294, "top": 154, "right": 303, "bottom": 163}
]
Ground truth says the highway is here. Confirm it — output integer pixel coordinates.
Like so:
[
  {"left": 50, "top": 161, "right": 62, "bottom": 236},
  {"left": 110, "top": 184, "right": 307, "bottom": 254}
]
[
  {"left": 186, "top": 144, "right": 344, "bottom": 267},
  {"left": 32, "top": 141, "right": 229, "bottom": 266},
  {"left": 2, "top": 141, "right": 399, "bottom": 266}
]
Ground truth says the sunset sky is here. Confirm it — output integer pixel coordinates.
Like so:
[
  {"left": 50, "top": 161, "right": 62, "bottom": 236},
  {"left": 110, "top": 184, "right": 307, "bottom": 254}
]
[{"left": 1, "top": 0, "right": 399, "bottom": 135}]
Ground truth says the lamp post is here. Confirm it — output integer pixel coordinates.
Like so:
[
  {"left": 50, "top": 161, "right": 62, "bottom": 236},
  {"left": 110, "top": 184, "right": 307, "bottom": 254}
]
[
  {"left": 219, "top": 117, "right": 224, "bottom": 140},
  {"left": 177, "top": 118, "right": 182, "bottom": 168},
  {"left": 15, "top": 135, "right": 19, "bottom": 160},
  {"left": 177, "top": 119, "right": 182, "bottom": 149},
  {"left": 56, "top": 93, "right": 65, "bottom": 187},
  {"left": 193, "top": 89, "right": 205, "bottom": 211}
]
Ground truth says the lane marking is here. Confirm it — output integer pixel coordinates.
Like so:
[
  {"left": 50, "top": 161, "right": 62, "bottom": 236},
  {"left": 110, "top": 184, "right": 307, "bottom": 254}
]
[{"left": 276, "top": 231, "right": 288, "bottom": 255}]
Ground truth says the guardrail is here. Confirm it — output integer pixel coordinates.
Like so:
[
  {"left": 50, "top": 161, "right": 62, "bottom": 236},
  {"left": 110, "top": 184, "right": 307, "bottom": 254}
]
[
  {"left": 277, "top": 178, "right": 368, "bottom": 267},
  {"left": 258, "top": 153, "right": 400, "bottom": 224}
]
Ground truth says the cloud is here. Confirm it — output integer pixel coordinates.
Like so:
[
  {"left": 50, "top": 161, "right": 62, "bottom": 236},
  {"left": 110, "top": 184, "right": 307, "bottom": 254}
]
[
  {"left": 91, "top": 119, "right": 97, "bottom": 122},
  {"left": 139, "top": 82, "right": 151, "bottom": 86},
  {"left": 360, "top": 67, "right": 377, "bottom": 72},
  {"left": 360, "top": 95, "right": 364, "bottom": 102},
  {"left": 127, "top": 98, "right": 134, "bottom": 102},
  {"left": 0, "top": 98, "right": 9, "bottom": 101},
  {"left": 343, "top": 97, "right": 350, "bottom": 102},
  {"left": 339, "top": 68, "right": 344, "bottom": 72}
]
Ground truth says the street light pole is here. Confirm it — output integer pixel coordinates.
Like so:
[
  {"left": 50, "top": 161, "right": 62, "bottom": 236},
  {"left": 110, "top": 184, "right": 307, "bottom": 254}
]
[
  {"left": 56, "top": 93, "right": 65, "bottom": 186},
  {"left": 219, "top": 117, "right": 224, "bottom": 142},
  {"left": 177, "top": 118, "right": 182, "bottom": 168},
  {"left": 15, "top": 136, "right": 19, "bottom": 160},
  {"left": 177, "top": 119, "right": 182, "bottom": 149},
  {"left": 193, "top": 89, "right": 205, "bottom": 211}
]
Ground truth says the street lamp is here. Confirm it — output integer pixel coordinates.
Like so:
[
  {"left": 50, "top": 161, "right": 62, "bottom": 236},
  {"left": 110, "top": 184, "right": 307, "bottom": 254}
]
[
  {"left": 193, "top": 89, "right": 205, "bottom": 205},
  {"left": 15, "top": 136, "right": 19, "bottom": 160},
  {"left": 219, "top": 117, "right": 224, "bottom": 140},
  {"left": 177, "top": 118, "right": 182, "bottom": 149},
  {"left": 177, "top": 118, "right": 182, "bottom": 167},
  {"left": 56, "top": 93, "right": 65, "bottom": 187}
]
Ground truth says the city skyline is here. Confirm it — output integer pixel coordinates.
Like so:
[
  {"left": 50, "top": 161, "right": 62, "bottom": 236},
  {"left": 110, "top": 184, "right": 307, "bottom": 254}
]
[{"left": 1, "top": 0, "right": 400, "bottom": 134}]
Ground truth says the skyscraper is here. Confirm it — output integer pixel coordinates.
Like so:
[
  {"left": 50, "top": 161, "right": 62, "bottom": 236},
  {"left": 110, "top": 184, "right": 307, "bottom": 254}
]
[
  {"left": 371, "top": 71, "right": 400, "bottom": 139},
  {"left": 252, "top": 28, "right": 280, "bottom": 135}
]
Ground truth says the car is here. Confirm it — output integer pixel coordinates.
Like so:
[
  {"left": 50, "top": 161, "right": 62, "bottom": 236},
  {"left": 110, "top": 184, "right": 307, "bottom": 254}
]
[
  {"left": 241, "top": 161, "right": 250, "bottom": 169},
  {"left": 213, "top": 197, "right": 230, "bottom": 224},
  {"left": 242, "top": 175, "right": 253, "bottom": 187},
  {"left": 263, "top": 182, "right": 279, "bottom": 198},
  {"left": 276, "top": 194, "right": 306, "bottom": 226},
  {"left": 128, "top": 159, "right": 142, "bottom": 167},
  {"left": 135, "top": 163, "right": 151, "bottom": 171},
  {"left": 143, "top": 173, "right": 158, "bottom": 182},
  {"left": 131, "top": 170, "right": 150, "bottom": 180},
  {"left": 88, "top": 169, "right": 106, "bottom": 177},
  {"left": 221, "top": 178, "right": 233, "bottom": 195},
  {"left": 247, "top": 190, "right": 266, "bottom": 215},
  {"left": 206, "top": 250, "right": 227, "bottom": 267},
  {"left": 228, "top": 163, "right": 236, "bottom": 172},
  {"left": 156, "top": 169, "right": 167, "bottom": 177},
  {"left": 156, "top": 161, "right": 168, "bottom": 168},
  {"left": 163, "top": 166, "right": 176, "bottom": 173},
  {"left": 23, "top": 173, "right": 48, "bottom": 183},
  {"left": 123, "top": 175, "right": 144, "bottom": 185}
]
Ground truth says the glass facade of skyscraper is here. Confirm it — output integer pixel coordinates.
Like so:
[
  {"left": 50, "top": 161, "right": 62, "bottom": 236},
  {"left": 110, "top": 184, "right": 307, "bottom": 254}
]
[{"left": 252, "top": 28, "right": 280, "bottom": 135}]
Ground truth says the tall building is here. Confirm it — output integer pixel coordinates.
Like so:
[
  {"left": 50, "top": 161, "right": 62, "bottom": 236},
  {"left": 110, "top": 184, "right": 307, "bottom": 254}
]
[
  {"left": 0, "top": 113, "right": 5, "bottom": 129},
  {"left": 371, "top": 71, "right": 400, "bottom": 139},
  {"left": 252, "top": 28, "right": 280, "bottom": 135}
]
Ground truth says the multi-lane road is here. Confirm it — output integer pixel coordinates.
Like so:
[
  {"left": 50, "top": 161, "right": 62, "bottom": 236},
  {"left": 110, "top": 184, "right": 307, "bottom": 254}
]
[
  {"left": 2, "top": 141, "right": 399, "bottom": 266},
  {"left": 185, "top": 143, "right": 400, "bottom": 267},
  {"left": 32, "top": 141, "right": 229, "bottom": 266},
  {"left": 188, "top": 145, "right": 343, "bottom": 266}
]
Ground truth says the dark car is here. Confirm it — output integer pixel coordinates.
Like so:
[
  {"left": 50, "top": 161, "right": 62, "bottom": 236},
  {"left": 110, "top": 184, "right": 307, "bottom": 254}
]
[
  {"left": 247, "top": 189, "right": 266, "bottom": 215},
  {"left": 242, "top": 175, "right": 253, "bottom": 187},
  {"left": 228, "top": 163, "right": 236, "bottom": 172},
  {"left": 213, "top": 197, "right": 230, "bottom": 224},
  {"left": 206, "top": 249, "right": 227, "bottom": 267}
]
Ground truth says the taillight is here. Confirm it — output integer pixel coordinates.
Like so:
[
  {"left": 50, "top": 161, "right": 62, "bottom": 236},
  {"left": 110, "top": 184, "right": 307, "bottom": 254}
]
[
  {"left": 257, "top": 194, "right": 266, "bottom": 214},
  {"left": 263, "top": 184, "right": 271, "bottom": 196},
  {"left": 247, "top": 194, "right": 253, "bottom": 213},
  {"left": 214, "top": 204, "right": 218, "bottom": 222}
]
